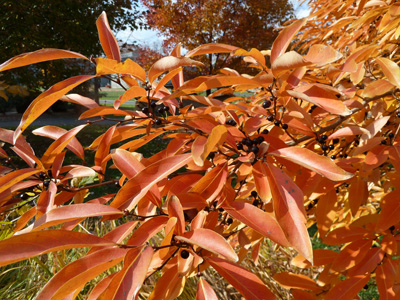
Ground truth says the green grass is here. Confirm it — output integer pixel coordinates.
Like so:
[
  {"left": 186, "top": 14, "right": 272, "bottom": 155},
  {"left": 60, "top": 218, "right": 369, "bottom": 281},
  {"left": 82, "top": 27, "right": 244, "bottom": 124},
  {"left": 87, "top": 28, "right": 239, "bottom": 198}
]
[{"left": 99, "top": 89, "right": 125, "bottom": 100}]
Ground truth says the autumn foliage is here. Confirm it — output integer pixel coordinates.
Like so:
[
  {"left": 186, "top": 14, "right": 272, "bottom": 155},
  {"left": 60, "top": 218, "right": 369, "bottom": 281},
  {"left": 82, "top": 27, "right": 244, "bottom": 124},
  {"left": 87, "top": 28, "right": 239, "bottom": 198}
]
[{"left": 1, "top": 0, "right": 400, "bottom": 298}]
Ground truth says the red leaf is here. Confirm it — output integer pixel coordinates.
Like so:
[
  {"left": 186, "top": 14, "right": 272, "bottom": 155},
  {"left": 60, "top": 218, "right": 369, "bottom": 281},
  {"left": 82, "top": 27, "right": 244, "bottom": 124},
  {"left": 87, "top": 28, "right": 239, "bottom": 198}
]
[
  {"left": 0, "top": 230, "right": 114, "bottom": 267},
  {"left": 168, "top": 196, "right": 185, "bottom": 236},
  {"left": 96, "top": 12, "right": 121, "bottom": 61},
  {"left": 176, "top": 228, "right": 238, "bottom": 262},
  {"left": 376, "top": 189, "right": 400, "bottom": 232},
  {"left": 196, "top": 277, "right": 218, "bottom": 300},
  {"left": 0, "top": 49, "right": 88, "bottom": 72},
  {"left": 206, "top": 256, "right": 276, "bottom": 300}
]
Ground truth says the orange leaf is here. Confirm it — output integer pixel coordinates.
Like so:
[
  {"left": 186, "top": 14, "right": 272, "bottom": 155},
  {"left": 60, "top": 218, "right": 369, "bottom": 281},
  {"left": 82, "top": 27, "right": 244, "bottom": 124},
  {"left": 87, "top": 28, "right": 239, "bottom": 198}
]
[
  {"left": 222, "top": 201, "right": 290, "bottom": 247},
  {"left": 147, "top": 265, "right": 185, "bottom": 300},
  {"left": 271, "top": 51, "right": 312, "bottom": 76},
  {"left": 185, "top": 43, "right": 239, "bottom": 58},
  {"left": 331, "top": 239, "right": 372, "bottom": 272},
  {"left": 0, "top": 230, "right": 114, "bottom": 267},
  {"left": 126, "top": 216, "right": 169, "bottom": 246},
  {"left": 95, "top": 57, "right": 146, "bottom": 82},
  {"left": 32, "top": 204, "right": 123, "bottom": 231},
  {"left": 273, "top": 272, "right": 322, "bottom": 291},
  {"left": 252, "top": 161, "right": 272, "bottom": 202},
  {"left": 189, "top": 163, "right": 228, "bottom": 204},
  {"left": 0, "top": 49, "right": 88, "bottom": 72},
  {"left": 304, "top": 44, "right": 343, "bottom": 66},
  {"left": 32, "top": 126, "right": 85, "bottom": 160},
  {"left": 293, "top": 85, "right": 351, "bottom": 116},
  {"left": 79, "top": 106, "right": 132, "bottom": 119},
  {"left": 375, "top": 57, "right": 400, "bottom": 88},
  {"left": 376, "top": 260, "right": 397, "bottom": 300},
  {"left": 60, "top": 94, "right": 99, "bottom": 109},
  {"left": 0, "top": 168, "right": 40, "bottom": 195},
  {"left": 111, "top": 154, "right": 192, "bottom": 211},
  {"left": 35, "top": 248, "right": 126, "bottom": 300},
  {"left": 324, "top": 275, "right": 371, "bottom": 300},
  {"left": 324, "top": 225, "right": 375, "bottom": 245},
  {"left": 196, "top": 277, "right": 218, "bottom": 300},
  {"left": 362, "top": 79, "right": 395, "bottom": 98},
  {"left": 168, "top": 196, "right": 185, "bottom": 236},
  {"left": 95, "top": 125, "right": 116, "bottom": 170},
  {"left": 176, "top": 228, "right": 238, "bottom": 262},
  {"left": 376, "top": 189, "right": 400, "bottom": 232},
  {"left": 271, "top": 18, "right": 307, "bottom": 64},
  {"left": 206, "top": 256, "right": 276, "bottom": 300},
  {"left": 96, "top": 12, "right": 121, "bottom": 61},
  {"left": 40, "top": 125, "right": 87, "bottom": 168},
  {"left": 111, "top": 148, "right": 145, "bottom": 179},
  {"left": 348, "top": 247, "right": 385, "bottom": 277},
  {"left": 271, "top": 147, "right": 353, "bottom": 181},
  {"left": 192, "top": 125, "right": 227, "bottom": 166},
  {"left": 148, "top": 56, "right": 204, "bottom": 83},
  {"left": 264, "top": 163, "right": 313, "bottom": 263},
  {"left": 14, "top": 75, "right": 95, "bottom": 142},
  {"left": 348, "top": 176, "right": 368, "bottom": 216},
  {"left": 99, "top": 246, "right": 153, "bottom": 300},
  {"left": 327, "top": 126, "right": 369, "bottom": 140},
  {"left": 316, "top": 189, "right": 338, "bottom": 237}
]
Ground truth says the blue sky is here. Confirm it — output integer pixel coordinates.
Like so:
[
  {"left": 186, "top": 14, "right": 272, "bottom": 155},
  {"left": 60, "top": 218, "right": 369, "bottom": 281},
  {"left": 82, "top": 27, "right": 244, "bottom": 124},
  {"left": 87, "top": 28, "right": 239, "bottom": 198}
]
[{"left": 115, "top": 0, "right": 310, "bottom": 48}]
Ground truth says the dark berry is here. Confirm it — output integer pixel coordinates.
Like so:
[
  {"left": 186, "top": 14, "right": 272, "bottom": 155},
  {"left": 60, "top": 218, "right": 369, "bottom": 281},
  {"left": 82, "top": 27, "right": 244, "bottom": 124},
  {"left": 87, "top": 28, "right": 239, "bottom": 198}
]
[
  {"left": 163, "top": 106, "right": 170, "bottom": 112},
  {"left": 269, "top": 96, "right": 274, "bottom": 101},
  {"left": 114, "top": 181, "right": 121, "bottom": 187},
  {"left": 267, "top": 115, "right": 274, "bottom": 122},
  {"left": 242, "top": 138, "right": 252, "bottom": 147},
  {"left": 180, "top": 250, "right": 190, "bottom": 259},
  {"left": 154, "top": 118, "right": 162, "bottom": 125},
  {"left": 141, "top": 107, "right": 149, "bottom": 114},
  {"left": 150, "top": 102, "right": 157, "bottom": 108},
  {"left": 381, "top": 139, "right": 387, "bottom": 145},
  {"left": 397, "top": 112, "right": 400, "bottom": 118},
  {"left": 251, "top": 146, "right": 259, "bottom": 154},
  {"left": 332, "top": 138, "right": 340, "bottom": 144},
  {"left": 262, "top": 100, "right": 272, "bottom": 108},
  {"left": 256, "top": 136, "right": 264, "bottom": 144},
  {"left": 308, "top": 109, "right": 313, "bottom": 113},
  {"left": 389, "top": 133, "right": 394, "bottom": 138},
  {"left": 329, "top": 144, "right": 334, "bottom": 150},
  {"left": 251, "top": 191, "right": 258, "bottom": 198},
  {"left": 321, "top": 135, "right": 328, "bottom": 140},
  {"left": 237, "top": 143, "right": 243, "bottom": 150},
  {"left": 47, "top": 170, "right": 52, "bottom": 178},
  {"left": 317, "top": 138, "right": 325, "bottom": 144},
  {"left": 226, "top": 218, "right": 233, "bottom": 225},
  {"left": 208, "top": 152, "right": 215, "bottom": 160},
  {"left": 281, "top": 123, "right": 288, "bottom": 130},
  {"left": 321, "top": 145, "right": 328, "bottom": 151},
  {"left": 344, "top": 154, "right": 348, "bottom": 158},
  {"left": 226, "top": 119, "right": 237, "bottom": 126},
  {"left": 39, "top": 172, "right": 46, "bottom": 180},
  {"left": 262, "top": 129, "right": 269, "bottom": 134},
  {"left": 20, "top": 193, "right": 29, "bottom": 200},
  {"left": 311, "top": 105, "right": 317, "bottom": 109},
  {"left": 331, "top": 155, "right": 336, "bottom": 159},
  {"left": 274, "top": 120, "right": 280, "bottom": 126},
  {"left": 43, "top": 180, "right": 50, "bottom": 188},
  {"left": 390, "top": 225, "right": 395, "bottom": 232},
  {"left": 156, "top": 107, "right": 164, "bottom": 114}
]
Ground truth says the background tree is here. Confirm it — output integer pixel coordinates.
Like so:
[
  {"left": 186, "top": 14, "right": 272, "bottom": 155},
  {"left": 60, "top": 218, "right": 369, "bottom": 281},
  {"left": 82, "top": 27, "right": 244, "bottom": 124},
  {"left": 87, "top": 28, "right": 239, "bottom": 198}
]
[
  {"left": 0, "top": 0, "right": 144, "bottom": 93},
  {"left": 141, "top": 0, "right": 295, "bottom": 76}
]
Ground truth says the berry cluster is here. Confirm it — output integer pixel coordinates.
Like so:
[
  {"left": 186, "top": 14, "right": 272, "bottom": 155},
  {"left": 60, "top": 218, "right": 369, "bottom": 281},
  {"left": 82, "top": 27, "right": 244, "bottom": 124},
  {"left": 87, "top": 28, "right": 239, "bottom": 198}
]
[{"left": 237, "top": 136, "right": 264, "bottom": 154}]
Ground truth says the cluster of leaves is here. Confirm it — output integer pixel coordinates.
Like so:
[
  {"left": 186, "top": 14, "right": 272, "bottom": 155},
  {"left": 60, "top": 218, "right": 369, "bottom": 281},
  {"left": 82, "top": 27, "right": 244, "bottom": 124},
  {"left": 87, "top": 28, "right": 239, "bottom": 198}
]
[
  {"left": 141, "top": 0, "right": 295, "bottom": 76},
  {"left": 1, "top": 0, "right": 400, "bottom": 297}
]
